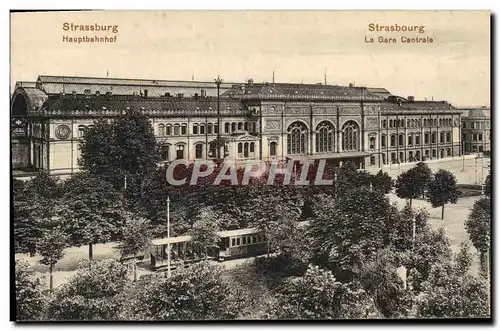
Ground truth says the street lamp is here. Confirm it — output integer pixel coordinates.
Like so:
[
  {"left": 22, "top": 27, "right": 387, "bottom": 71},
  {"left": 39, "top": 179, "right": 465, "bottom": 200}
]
[
  {"left": 214, "top": 76, "right": 223, "bottom": 160},
  {"left": 167, "top": 196, "right": 171, "bottom": 278}
]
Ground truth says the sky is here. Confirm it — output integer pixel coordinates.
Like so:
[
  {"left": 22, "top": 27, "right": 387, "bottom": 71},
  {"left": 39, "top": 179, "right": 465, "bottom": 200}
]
[{"left": 11, "top": 10, "right": 490, "bottom": 107}]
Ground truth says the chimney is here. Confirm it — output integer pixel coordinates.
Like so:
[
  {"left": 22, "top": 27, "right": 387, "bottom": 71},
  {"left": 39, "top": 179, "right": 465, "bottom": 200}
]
[
  {"left": 408, "top": 96, "right": 415, "bottom": 103},
  {"left": 248, "top": 78, "right": 254, "bottom": 86}
]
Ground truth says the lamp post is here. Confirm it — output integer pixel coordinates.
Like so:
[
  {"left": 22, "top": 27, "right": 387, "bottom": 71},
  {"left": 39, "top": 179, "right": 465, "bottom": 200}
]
[
  {"left": 167, "top": 196, "right": 171, "bottom": 278},
  {"left": 214, "top": 76, "right": 223, "bottom": 160}
]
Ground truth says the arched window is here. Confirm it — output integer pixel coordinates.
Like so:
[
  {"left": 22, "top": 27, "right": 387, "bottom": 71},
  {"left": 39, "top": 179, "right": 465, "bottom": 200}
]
[
  {"left": 238, "top": 143, "right": 242, "bottom": 154},
  {"left": 181, "top": 124, "right": 187, "bottom": 135},
  {"left": 244, "top": 142, "right": 249, "bottom": 157},
  {"left": 166, "top": 125, "right": 172, "bottom": 136},
  {"left": 424, "top": 133, "right": 429, "bottom": 144},
  {"left": 238, "top": 122, "right": 243, "bottom": 131},
  {"left": 369, "top": 136, "right": 376, "bottom": 150},
  {"left": 398, "top": 133, "right": 405, "bottom": 146},
  {"left": 250, "top": 142, "right": 255, "bottom": 153},
  {"left": 195, "top": 143, "right": 203, "bottom": 159},
  {"left": 381, "top": 134, "right": 387, "bottom": 148},
  {"left": 78, "top": 125, "right": 86, "bottom": 138},
  {"left": 160, "top": 145, "right": 170, "bottom": 161},
  {"left": 446, "top": 132, "right": 451, "bottom": 143},
  {"left": 252, "top": 122, "right": 257, "bottom": 133},
  {"left": 175, "top": 144, "right": 184, "bottom": 159},
  {"left": 158, "top": 124, "right": 165, "bottom": 137},
  {"left": 382, "top": 120, "right": 387, "bottom": 128},
  {"left": 315, "top": 121, "right": 334, "bottom": 153},
  {"left": 224, "top": 123, "right": 230, "bottom": 133},
  {"left": 431, "top": 132, "right": 437, "bottom": 144},
  {"left": 270, "top": 142, "right": 277, "bottom": 156},
  {"left": 287, "top": 121, "right": 308, "bottom": 154},
  {"left": 193, "top": 124, "right": 198, "bottom": 135},
  {"left": 173, "top": 124, "right": 180, "bottom": 135},
  {"left": 231, "top": 122, "right": 237, "bottom": 132},
  {"left": 200, "top": 124, "right": 205, "bottom": 135},
  {"left": 244, "top": 122, "right": 249, "bottom": 131},
  {"left": 207, "top": 123, "right": 213, "bottom": 134},
  {"left": 342, "top": 121, "right": 359, "bottom": 151},
  {"left": 390, "top": 134, "right": 396, "bottom": 147}
]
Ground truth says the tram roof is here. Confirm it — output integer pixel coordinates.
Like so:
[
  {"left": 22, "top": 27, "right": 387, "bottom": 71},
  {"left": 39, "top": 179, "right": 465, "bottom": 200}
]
[{"left": 151, "top": 235, "right": 192, "bottom": 246}]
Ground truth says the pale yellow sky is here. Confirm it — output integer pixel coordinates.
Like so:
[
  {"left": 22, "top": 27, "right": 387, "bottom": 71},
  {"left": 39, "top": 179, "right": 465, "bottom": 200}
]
[{"left": 11, "top": 10, "right": 490, "bottom": 107}]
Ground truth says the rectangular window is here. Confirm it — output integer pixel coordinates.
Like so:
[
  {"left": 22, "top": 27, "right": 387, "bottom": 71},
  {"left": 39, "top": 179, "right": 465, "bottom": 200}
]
[
  {"left": 408, "top": 135, "right": 413, "bottom": 146},
  {"left": 174, "top": 126, "right": 180, "bottom": 135},
  {"left": 440, "top": 133, "right": 445, "bottom": 143},
  {"left": 479, "top": 134, "right": 483, "bottom": 141},
  {"left": 370, "top": 156, "right": 376, "bottom": 165},
  {"left": 390, "top": 135, "right": 396, "bottom": 147},
  {"left": 470, "top": 122, "right": 475, "bottom": 129},
  {"left": 446, "top": 133, "right": 451, "bottom": 143},
  {"left": 181, "top": 125, "right": 186, "bottom": 135},
  {"left": 195, "top": 144, "right": 203, "bottom": 159},
  {"left": 242, "top": 237, "right": 246, "bottom": 245},
  {"left": 208, "top": 125, "right": 212, "bottom": 134},
  {"left": 381, "top": 135, "right": 386, "bottom": 148},
  {"left": 200, "top": 125, "right": 205, "bottom": 135},
  {"left": 431, "top": 134, "right": 436, "bottom": 144},
  {"left": 415, "top": 135, "right": 421, "bottom": 145},
  {"left": 231, "top": 238, "right": 235, "bottom": 247},
  {"left": 166, "top": 126, "right": 172, "bottom": 135},
  {"left": 270, "top": 142, "right": 277, "bottom": 156},
  {"left": 425, "top": 134, "right": 429, "bottom": 144},
  {"left": 473, "top": 134, "right": 477, "bottom": 141},
  {"left": 398, "top": 135, "right": 404, "bottom": 146},
  {"left": 214, "top": 124, "right": 219, "bottom": 134},
  {"left": 236, "top": 238, "right": 240, "bottom": 246},
  {"left": 193, "top": 125, "right": 198, "bottom": 135},
  {"left": 463, "top": 122, "right": 467, "bottom": 128},
  {"left": 382, "top": 120, "right": 387, "bottom": 128}
]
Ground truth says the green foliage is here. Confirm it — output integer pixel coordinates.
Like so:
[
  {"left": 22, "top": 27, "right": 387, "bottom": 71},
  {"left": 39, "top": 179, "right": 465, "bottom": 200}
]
[
  {"left": 59, "top": 172, "right": 124, "bottom": 249},
  {"left": 416, "top": 247, "right": 490, "bottom": 318},
  {"left": 37, "top": 228, "right": 67, "bottom": 269},
  {"left": 126, "top": 262, "right": 238, "bottom": 320},
  {"left": 405, "top": 227, "right": 453, "bottom": 292},
  {"left": 395, "top": 168, "right": 421, "bottom": 205},
  {"left": 427, "top": 169, "right": 460, "bottom": 210},
  {"left": 275, "top": 265, "right": 380, "bottom": 319},
  {"left": 465, "top": 197, "right": 491, "bottom": 253},
  {"left": 354, "top": 249, "right": 415, "bottom": 318},
  {"left": 117, "top": 214, "right": 152, "bottom": 259},
  {"left": 372, "top": 170, "right": 393, "bottom": 194},
  {"left": 15, "top": 260, "right": 45, "bottom": 321},
  {"left": 309, "top": 187, "right": 399, "bottom": 278},
  {"left": 483, "top": 170, "right": 491, "bottom": 197},
  {"left": 188, "top": 207, "right": 221, "bottom": 258},
  {"left": 13, "top": 172, "right": 60, "bottom": 255},
  {"left": 79, "top": 110, "right": 160, "bottom": 191},
  {"left": 46, "top": 259, "right": 130, "bottom": 320}
]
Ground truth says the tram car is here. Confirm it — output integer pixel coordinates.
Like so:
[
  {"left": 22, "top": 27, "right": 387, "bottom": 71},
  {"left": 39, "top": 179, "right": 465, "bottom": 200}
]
[{"left": 149, "top": 221, "right": 309, "bottom": 270}]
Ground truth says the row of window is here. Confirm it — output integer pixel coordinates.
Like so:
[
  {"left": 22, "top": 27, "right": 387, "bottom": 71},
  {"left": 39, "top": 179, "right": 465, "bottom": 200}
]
[
  {"left": 462, "top": 121, "right": 490, "bottom": 129},
  {"left": 379, "top": 148, "right": 453, "bottom": 164},
  {"left": 382, "top": 118, "right": 454, "bottom": 129},
  {"left": 381, "top": 132, "right": 453, "bottom": 148},
  {"left": 463, "top": 133, "right": 484, "bottom": 142},
  {"left": 230, "top": 234, "right": 266, "bottom": 247},
  {"left": 157, "top": 121, "right": 257, "bottom": 137},
  {"left": 237, "top": 142, "right": 256, "bottom": 158}
]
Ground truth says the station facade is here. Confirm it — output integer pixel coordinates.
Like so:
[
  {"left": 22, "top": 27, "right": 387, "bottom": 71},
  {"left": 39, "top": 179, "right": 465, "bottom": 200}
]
[{"left": 11, "top": 75, "right": 468, "bottom": 176}]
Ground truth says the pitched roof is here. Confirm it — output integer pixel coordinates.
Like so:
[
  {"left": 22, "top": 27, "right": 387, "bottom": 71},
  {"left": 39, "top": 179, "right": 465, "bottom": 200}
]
[
  {"left": 42, "top": 94, "right": 245, "bottom": 117},
  {"left": 222, "top": 82, "right": 384, "bottom": 100},
  {"left": 380, "top": 100, "right": 457, "bottom": 112},
  {"left": 461, "top": 108, "right": 490, "bottom": 118},
  {"left": 36, "top": 75, "right": 239, "bottom": 97}
]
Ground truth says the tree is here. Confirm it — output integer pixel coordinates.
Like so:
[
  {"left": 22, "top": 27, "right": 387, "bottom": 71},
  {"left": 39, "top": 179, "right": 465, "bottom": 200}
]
[
  {"left": 414, "top": 162, "right": 432, "bottom": 199},
  {"left": 483, "top": 170, "right": 491, "bottom": 197},
  {"left": 465, "top": 197, "right": 491, "bottom": 277},
  {"left": 427, "top": 169, "right": 460, "bottom": 220},
  {"left": 13, "top": 172, "right": 60, "bottom": 255},
  {"left": 309, "top": 187, "right": 399, "bottom": 279},
  {"left": 416, "top": 245, "right": 490, "bottom": 318},
  {"left": 60, "top": 172, "right": 124, "bottom": 260},
  {"left": 395, "top": 168, "right": 420, "bottom": 207},
  {"left": 15, "top": 260, "right": 45, "bottom": 321},
  {"left": 127, "top": 262, "right": 238, "bottom": 320},
  {"left": 250, "top": 193, "right": 302, "bottom": 258},
  {"left": 79, "top": 110, "right": 161, "bottom": 191},
  {"left": 371, "top": 169, "right": 393, "bottom": 194},
  {"left": 117, "top": 214, "right": 152, "bottom": 281},
  {"left": 354, "top": 249, "right": 415, "bottom": 318},
  {"left": 275, "top": 265, "right": 380, "bottom": 319},
  {"left": 188, "top": 207, "right": 221, "bottom": 259},
  {"left": 46, "top": 259, "right": 130, "bottom": 320},
  {"left": 37, "top": 228, "right": 67, "bottom": 291}
]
